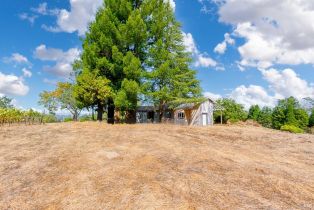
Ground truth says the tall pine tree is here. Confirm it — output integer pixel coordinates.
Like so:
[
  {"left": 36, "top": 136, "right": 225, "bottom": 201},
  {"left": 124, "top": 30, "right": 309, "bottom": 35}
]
[
  {"left": 76, "top": 0, "right": 146, "bottom": 122},
  {"left": 143, "top": 0, "right": 201, "bottom": 122}
]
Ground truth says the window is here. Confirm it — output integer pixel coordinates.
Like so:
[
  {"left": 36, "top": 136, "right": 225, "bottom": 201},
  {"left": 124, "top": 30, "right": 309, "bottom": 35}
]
[{"left": 178, "top": 112, "right": 185, "bottom": 119}]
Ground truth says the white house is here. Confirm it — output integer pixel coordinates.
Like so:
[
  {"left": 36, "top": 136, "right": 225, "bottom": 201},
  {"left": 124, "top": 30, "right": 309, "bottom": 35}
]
[{"left": 174, "top": 98, "right": 215, "bottom": 126}]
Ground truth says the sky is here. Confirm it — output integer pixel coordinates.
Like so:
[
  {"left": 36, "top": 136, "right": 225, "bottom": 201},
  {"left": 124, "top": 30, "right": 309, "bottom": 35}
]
[{"left": 0, "top": 0, "right": 313, "bottom": 111}]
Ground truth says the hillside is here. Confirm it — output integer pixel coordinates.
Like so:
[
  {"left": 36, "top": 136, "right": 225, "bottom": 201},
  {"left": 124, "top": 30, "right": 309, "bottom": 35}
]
[{"left": 0, "top": 123, "right": 313, "bottom": 209}]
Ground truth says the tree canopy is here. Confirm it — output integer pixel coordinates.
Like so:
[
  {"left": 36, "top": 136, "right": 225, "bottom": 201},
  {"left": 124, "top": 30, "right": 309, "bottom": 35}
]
[
  {"left": 143, "top": 0, "right": 201, "bottom": 121},
  {"left": 272, "top": 97, "right": 309, "bottom": 130},
  {"left": 0, "top": 96, "right": 13, "bottom": 109},
  {"left": 214, "top": 98, "right": 247, "bottom": 123},
  {"left": 75, "top": 0, "right": 201, "bottom": 122},
  {"left": 39, "top": 82, "right": 84, "bottom": 121},
  {"left": 247, "top": 105, "right": 261, "bottom": 121}
]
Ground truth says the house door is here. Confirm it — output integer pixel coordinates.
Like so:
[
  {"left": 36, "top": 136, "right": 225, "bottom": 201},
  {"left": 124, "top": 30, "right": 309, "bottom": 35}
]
[{"left": 202, "top": 113, "right": 208, "bottom": 126}]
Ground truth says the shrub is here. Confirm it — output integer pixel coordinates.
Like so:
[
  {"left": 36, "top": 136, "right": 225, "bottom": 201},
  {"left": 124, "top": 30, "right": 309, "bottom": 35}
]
[
  {"left": 309, "top": 109, "right": 314, "bottom": 127},
  {"left": 280, "top": 125, "right": 304, "bottom": 134},
  {"left": 247, "top": 105, "right": 261, "bottom": 121},
  {"left": 214, "top": 98, "right": 247, "bottom": 124},
  {"left": 257, "top": 107, "right": 272, "bottom": 128},
  {"left": 272, "top": 97, "right": 309, "bottom": 130},
  {"left": 79, "top": 115, "right": 92, "bottom": 122},
  {"left": 43, "top": 114, "right": 58, "bottom": 123},
  {"left": 64, "top": 117, "right": 73, "bottom": 122},
  {"left": 294, "top": 108, "right": 309, "bottom": 130}
]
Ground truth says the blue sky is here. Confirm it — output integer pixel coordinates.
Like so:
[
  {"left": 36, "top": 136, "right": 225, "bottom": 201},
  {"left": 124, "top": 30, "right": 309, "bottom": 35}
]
[{"left": 0, "top": 0, "right": 313, "bottom": 110}]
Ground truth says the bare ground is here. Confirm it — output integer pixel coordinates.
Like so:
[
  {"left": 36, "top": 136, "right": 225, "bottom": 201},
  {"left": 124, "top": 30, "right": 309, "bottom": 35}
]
[{"left": 0, "top": 122, "right": 313, "bottom": 209}]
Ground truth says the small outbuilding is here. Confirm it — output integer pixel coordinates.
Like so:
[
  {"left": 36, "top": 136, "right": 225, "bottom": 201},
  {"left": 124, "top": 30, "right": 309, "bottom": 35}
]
[
  {"left": 136, "top": 106, "right": 173, "bottom": 123},
  {"left": 174, "top": 98, "right": 215, "bottom": 126}
]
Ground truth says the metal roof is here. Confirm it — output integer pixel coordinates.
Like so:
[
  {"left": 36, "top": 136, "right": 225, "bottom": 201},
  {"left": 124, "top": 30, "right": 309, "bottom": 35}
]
[{"left": 175, "top": 103, "right": 196, "bottom": 110}]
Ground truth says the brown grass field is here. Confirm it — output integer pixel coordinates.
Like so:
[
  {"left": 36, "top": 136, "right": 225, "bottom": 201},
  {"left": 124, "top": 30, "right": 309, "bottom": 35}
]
[{"left": 0, "top": 122, "right": 313, "bottom": 209}]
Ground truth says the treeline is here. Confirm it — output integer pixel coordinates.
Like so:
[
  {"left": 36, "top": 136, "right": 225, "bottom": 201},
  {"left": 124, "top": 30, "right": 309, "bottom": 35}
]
[
  {"left": 214, "top": 97, "right": 314, "bottom": 133},
  {"left": 0, "top": 96, "right": 57, "bottom": 125}
]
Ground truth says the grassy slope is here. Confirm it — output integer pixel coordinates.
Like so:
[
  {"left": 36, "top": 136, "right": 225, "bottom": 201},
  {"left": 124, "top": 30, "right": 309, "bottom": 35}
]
[{"left": 0, "top": 123, "right": 313, "bottom": 209}]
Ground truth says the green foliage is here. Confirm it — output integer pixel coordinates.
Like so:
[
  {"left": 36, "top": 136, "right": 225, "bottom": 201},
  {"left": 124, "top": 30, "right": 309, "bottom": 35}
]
[
  {"left": 214, "top": 99, "right": 247, "bottom": 123},
  {"left": 43, "top": 114, "right": 58, "bottom": 123},
  {"left": 75, "top": 0, "right": 201, "bottom": 122},
  {"left": 115, "top": 79, "right": 139, "bottom": 111},
  {"left": 55, "top": 82, "right": 83, "bottom": 121},
  {"left": 38, "top": 91, "right": 58, "bottom": 115},
  {"left": 75, "top": 70, "right": 114, "bottom": 108},
  {"left": 77, "top": 0, "right": 146, "bottom": 121},
  {"left": 294, "top": 108, "right": 309, "bottom": 130},
  {"left": 272, "top": 97, "right": 308, "bottom": 129},
  {"left": 0, "top": 96, "right": 13, "bottom": 109},
  {"left": 257, "top": 107, "right": 273, "bottom": 128},
  {"left": 39, "top": 82, "right": 83, "bottom": 121},
  {"left": 286, "top": 102, "right": 297, "bottom": 126},
  {"left": 63, "top": 117, "right": 73, "bottom": 122},
  {"left": 247, "top": 105, "right": 261, "bottom": 121},
  {"left": 309, "top": 109, "right": 314, "bottom": 127},
  {"left": 79, "top": 115, "right": 93, "bottom": 122},
  {"left": 0, "top": 108, "right": 54, "bottom": 125},
  {"left": 272, "top": 106, "right": 286, "bottom": 129},
  {"left": 280, "top": 125, "right": 304, "bottom": 134},
  {"left": 143, "top": 0, "right": 201, "bottom": 121}
]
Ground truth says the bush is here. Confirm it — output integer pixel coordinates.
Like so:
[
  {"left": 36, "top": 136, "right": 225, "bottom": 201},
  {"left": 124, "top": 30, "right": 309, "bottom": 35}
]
[
  {"left": 309, "top": 109, "right": 314, "bottom": 127},
  {"left": 64, "top": 117, "right": 73, "bottom": 122},
  {"left": 79, "top": 115, "right": 92, "bottom": 122},
  {"left": 272, "top": 97, "right": 309, "bottom": 130},
  {"left": 247, "top": 105, "right": 261, "bottom": 121},
  {"left": 280, "top": 125, "right": 304, "bottom": 134},
  {"left": 43, "top": 114, "right": 58, "bottom": 123},
  {"left": 214, "top": 98, "right": 247, "bottom": 124},
  {"left": 257, "top": 107, "right": 272, "bottom": 128}
]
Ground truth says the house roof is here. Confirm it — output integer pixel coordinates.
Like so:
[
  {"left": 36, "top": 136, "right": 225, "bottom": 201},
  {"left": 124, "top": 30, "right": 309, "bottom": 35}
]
[
  {"left": 175, "top": 103, "right": 196, "bottom": 110},
  {"left": 174, "top": 98, "right": 216, "bottom": 111}
]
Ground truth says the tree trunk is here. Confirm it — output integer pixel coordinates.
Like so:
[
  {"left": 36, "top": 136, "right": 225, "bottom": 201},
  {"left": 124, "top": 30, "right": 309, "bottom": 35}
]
[
  {"left": 72, "top": 111, "right": 78, "bottom": 121},
  {"left": 158, "top": 101, "right": 164, "bottom": 123},
  {"left": 91, "top": 106, "right": 95, "bottom": 121},
  {"left": 107, "top": 99, "right": 115, "bottom": 124},
  {"left": 126, "top": 110, "right": 136, "bottom": 124},
  {"left": 97, "top": 102, "right": 104, "bottom": 121}
]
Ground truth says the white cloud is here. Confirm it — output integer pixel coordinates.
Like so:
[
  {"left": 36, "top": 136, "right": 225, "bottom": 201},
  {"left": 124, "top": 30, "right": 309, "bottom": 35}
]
[
  {"left": 204, "top": 91, "right": 222, "bottom": 100},
  {"left": 3, "top": 53, "right": 29, "bottom": 64},
  {"left": 22, "top": 68, "right": 32, "bottom": 78},
  {"left": 261, "top": 68, "right": 314, "bottom": 100},
  {"left": 182, "top": 32, "right": 217, "bottom": 68},
  {"left": 214, "top": 33, "right": 235, "bottom": 54},
  {"left": 182, "top": 32, "right": 198, "bottom": 54},
  {"left": 19, "top": 13, "right": 38, "bottom": 25},
  {"left": 230, "top": 85, "right": 276, "bottom": 109},
  {"left": 195, "top": 54, "right": 217, "bottom": 67},
  {"left": 43, "top": 78, "right": 58, "bottom": 85},
  {"left": 207, "top": 66, "right": 314, "bottom": 108},
  {"left": 31, "top": 2, "right": 48, "bottom": 15},
  {"left": 207, "top": 0, "right": 314, "bottom": 68},
  {"left": 0, "top": 72, "right": 29, "bottom": 96},
  {"left": 228, "top": 68, "right": 314, "bottom": 109},
  {"left": 34, "top": 44, "right": 80, "bottom": 78},
  {"left": 43, "top": 0, "right": 103, "bottom": 36}
]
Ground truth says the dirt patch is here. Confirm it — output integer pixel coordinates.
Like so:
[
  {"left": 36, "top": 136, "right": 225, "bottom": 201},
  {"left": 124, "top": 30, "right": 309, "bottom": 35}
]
[{"left": 0, "top": 123, "right": 313, "bottom": 209}]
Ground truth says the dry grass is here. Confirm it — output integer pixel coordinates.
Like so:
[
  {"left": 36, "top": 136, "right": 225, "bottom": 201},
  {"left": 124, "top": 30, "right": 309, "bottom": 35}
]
[{"left": 0, "top": 122, "right": 313, "bottom": 209}]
